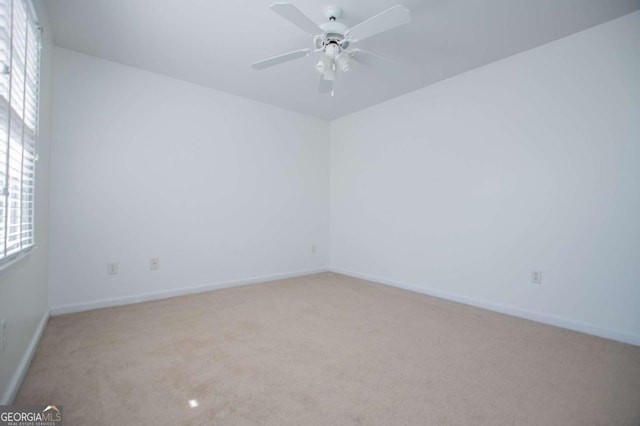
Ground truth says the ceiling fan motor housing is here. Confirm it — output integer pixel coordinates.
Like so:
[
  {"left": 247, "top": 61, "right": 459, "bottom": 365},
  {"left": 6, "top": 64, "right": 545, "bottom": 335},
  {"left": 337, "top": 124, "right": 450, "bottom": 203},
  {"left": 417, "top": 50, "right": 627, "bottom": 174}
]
[{"left": 316, "top": 20, "right": 350, "bottom": 50}]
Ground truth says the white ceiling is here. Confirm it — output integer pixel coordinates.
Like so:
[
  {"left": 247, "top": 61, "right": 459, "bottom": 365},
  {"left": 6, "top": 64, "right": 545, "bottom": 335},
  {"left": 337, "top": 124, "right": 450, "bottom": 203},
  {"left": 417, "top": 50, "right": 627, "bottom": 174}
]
[{"left": 45, "top": 0, "right": 640, "bottom": 120}]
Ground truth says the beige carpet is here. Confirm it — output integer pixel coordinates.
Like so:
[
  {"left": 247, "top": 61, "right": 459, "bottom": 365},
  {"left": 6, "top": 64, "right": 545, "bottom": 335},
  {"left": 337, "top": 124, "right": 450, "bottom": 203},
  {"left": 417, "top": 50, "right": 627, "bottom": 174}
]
[{"left": 16, "top": 272, "right": 640, "bottom": 425}]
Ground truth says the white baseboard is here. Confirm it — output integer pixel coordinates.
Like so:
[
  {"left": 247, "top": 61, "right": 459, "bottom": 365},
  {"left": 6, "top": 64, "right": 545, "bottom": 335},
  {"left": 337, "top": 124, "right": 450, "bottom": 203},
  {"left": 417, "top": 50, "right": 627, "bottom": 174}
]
[
  {"left": 50, "top": 268, "right": 329, "bottom": 316},
  {"left": 1, "top": 309, "right": 50, "bottom": 404},
  {"left": 330, "top": 267, "right": 640, "bottom": 347}
]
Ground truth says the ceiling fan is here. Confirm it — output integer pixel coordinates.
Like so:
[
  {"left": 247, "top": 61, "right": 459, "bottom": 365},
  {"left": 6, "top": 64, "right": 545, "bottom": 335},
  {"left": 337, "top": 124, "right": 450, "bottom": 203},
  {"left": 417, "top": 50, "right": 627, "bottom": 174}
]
[{"left": 252, "top": 2, "right": 412, "bottom": 95}]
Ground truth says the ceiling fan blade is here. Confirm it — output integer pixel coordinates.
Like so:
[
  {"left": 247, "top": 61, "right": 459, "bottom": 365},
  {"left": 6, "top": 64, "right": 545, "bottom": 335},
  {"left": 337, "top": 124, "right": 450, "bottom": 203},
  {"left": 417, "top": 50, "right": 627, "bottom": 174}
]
[
  {"left": 252, "top": 48, "right": 312, "bottom": 70},
  {"left": 318, "top": 76, "right": 333, "bottom": 94},
  {"left": 348, "top": 48, "right": 395, "bottom": 67},
  {"left": 346, "top": 5, "right": 411, "bottom": 42},
  {"left": 270, "top": 2, "right": 323, "bottom": 35}
]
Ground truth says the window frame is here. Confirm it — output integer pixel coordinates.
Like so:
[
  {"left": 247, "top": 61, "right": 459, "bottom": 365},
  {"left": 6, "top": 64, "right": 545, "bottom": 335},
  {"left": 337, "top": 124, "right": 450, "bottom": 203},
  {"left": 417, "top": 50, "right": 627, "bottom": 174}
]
[{"left": 0, "top": 0, "right": 41, "bottom": 270}]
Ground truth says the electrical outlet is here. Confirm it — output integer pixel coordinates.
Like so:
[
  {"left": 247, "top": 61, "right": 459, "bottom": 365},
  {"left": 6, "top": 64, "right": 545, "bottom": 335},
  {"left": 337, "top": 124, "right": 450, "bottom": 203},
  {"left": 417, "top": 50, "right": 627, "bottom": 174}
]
[
  {"left": 150, "top": 257, "right": 160, "bottom": 271},
  {"left": 531, "top": 271, "right": 542, "bottom": 284},
  {"left": 107, "top": 263, "right": 118, "bottom": 275},
  {"left": 0, "top": 318, "right": 6, "bottom": 352},
  {"left": 311, "top": 244, "right": 317, "bottom": 254}
]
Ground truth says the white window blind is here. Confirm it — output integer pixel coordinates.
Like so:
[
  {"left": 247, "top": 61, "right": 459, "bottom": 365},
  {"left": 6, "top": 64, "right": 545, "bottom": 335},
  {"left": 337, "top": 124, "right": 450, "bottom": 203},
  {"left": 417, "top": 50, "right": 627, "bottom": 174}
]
[{"left": 0, "top": 0, "right": 40, "bottom": 263}]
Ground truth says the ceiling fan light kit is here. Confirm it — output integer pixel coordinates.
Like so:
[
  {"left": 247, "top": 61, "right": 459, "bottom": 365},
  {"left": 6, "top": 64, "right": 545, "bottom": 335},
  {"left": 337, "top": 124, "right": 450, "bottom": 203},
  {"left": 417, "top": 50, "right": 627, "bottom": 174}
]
[{"left": 252, "top": 2, "right": 411, "bottom": 95}]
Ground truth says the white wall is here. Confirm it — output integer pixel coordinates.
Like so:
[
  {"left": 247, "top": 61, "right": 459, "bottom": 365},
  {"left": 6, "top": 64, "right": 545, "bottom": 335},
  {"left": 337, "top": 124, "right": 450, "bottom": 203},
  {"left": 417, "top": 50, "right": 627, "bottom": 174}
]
[
  {"left": 0, "top": 0, "right": 53, "bottom": 403},
  {"left": 41, "top": 10, "right": 640, "bottom": 345},
  {"left": 49, "top": 48, "right": 329, "bottom": 313},
  {"left": 330, "top": 12, "right": 640, "bottom": 344}
]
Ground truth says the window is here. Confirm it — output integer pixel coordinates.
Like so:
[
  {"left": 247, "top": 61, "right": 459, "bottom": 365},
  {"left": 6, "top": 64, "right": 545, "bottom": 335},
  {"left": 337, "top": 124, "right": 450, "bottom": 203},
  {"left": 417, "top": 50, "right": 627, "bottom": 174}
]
[{"left": 0, "top": 0, "right": 40, "bottom": 264}]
